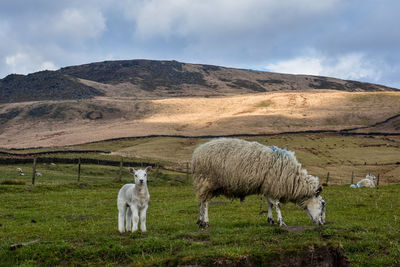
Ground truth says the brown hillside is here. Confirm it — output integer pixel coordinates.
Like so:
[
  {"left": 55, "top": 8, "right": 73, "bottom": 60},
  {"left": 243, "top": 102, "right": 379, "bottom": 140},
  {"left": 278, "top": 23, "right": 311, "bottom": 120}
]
[{"left": 0, "top": 91, "right": 399, "bottom": 148}]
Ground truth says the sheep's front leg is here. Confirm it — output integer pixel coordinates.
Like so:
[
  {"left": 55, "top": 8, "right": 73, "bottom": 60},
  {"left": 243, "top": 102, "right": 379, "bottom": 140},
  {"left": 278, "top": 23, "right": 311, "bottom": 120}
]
[
  {"left": 269, "top": 198, "right": 286, "bottom": 227},
  {"left": 140, "top": 205, "right": 148, "bottom": 232},
  {"left": 118, "top": 204, "right": 127, "bottom": 233},
  {"left": 267, "top": 198, "right": 275, "bottom": 225},
  {"left": 131, "top": 205, "right": 139, "bottom": 232},
  {"left": 197, "top": 200, "right": 210, "bottom": 228},
  {"left": 125, "top": 205, "right": 132, "bottom": 232}
]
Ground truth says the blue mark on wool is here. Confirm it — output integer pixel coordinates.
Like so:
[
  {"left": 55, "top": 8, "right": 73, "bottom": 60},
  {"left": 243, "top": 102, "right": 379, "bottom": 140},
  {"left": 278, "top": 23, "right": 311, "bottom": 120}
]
[{"left": 269, "top": 146, "right": 290, "bottom": 156}]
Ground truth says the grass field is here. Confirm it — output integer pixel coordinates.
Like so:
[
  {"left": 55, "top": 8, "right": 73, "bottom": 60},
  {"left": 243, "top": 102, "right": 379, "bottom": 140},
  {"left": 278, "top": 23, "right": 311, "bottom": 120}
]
[
  {"left": 0, "top": 134, "right": 399, "bottom": 265},
  {"left": 0, "top": 178, "right": 399, "bottom": 266}
]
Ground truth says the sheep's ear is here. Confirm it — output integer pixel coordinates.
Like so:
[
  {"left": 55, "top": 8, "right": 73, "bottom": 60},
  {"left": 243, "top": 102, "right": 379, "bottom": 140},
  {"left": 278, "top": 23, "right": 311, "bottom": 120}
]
[
  {"left": 129, "top": 167, "right": 136, "bottom": 174},
  {"left": 145, "top": 166, "right": 152, "bottom": 173},
  {"left": 315, "top": 185, "right": 323, "bottom": 196}
]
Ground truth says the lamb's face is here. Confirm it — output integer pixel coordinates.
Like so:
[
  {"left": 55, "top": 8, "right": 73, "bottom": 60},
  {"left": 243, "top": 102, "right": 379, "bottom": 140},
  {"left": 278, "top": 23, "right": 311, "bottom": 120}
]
[
  {"left": 129, "top": 166, "right": 152, "bottom": 185},
  {"left": 303, "top": 195, "right": 326, "bottom": 225}
]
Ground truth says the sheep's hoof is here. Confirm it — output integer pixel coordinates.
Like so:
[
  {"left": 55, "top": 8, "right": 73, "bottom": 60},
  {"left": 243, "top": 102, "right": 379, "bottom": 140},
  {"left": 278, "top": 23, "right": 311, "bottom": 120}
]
[
  {"left": 197, "top": 221, "right": 210, "bottom": 228},
  {"left": 267, "top": 217, "right": 275, "bottom": 226},
  {"left": 278, "top": 221, "right": 287, "bottom": 227}
]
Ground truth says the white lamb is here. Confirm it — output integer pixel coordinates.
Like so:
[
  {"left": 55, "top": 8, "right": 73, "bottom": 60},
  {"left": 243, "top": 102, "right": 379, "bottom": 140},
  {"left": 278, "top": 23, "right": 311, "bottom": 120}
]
[
  {"left": 350, "top": 173, "right": 376, "bottom": 188},
  {"left": 117, "top": 166, "right": 151, "bottom": 233},
  {"left": 192, "top": 138, "right": 326, "bottom": 228}
]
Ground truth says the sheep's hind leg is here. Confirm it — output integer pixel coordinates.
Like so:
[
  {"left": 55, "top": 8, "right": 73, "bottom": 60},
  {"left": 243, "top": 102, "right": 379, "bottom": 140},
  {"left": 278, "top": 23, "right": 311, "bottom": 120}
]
[
  {"left": 267, "top": 198, "right": 275, "bottom": 225},
  {"left": 269, "top": 198, "right": 286, "bottom": 227}
]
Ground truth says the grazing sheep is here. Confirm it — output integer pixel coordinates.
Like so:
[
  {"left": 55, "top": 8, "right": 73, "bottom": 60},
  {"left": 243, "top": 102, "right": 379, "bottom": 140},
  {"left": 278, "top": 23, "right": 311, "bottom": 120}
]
[
  {"left": 350, "top": 173, "right": 376, "bottom": 188},
  {"left": 117, "top": 166, "right": 151, "bottom": 233},
  {"left": 35, "top": 172, "right": 42, "bottom": 177},
  {"left": 17, "top": 168, "right": 24, "bottom": 176},
  {"left": 192, "top": 138, "right": 326, "bottom": 228}
]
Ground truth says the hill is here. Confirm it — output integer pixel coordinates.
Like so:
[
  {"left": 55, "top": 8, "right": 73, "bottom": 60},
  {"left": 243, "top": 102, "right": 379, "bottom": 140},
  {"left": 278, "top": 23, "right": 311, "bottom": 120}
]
[
  {"left": 0, "top": 59, "right": 399, "bottom": 148},
  {"left": 1, "top": 59, "right": 398, "bottom": 103}
]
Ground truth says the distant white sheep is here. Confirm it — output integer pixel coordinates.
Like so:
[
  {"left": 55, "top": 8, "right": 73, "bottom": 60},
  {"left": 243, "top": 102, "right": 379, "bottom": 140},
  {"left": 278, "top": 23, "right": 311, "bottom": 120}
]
[
  {"left": 35, "top": 172, "right": 42, "bottom": 177},
  {"left": 192, "top": 138, "right": 326, "bottom": 228},
  {"left": 117, "top": 166, "right": 151, "bottom": 233},
  {"left": 350, "top": 173, "right": 376, "bottom": 188},
  {"left": 17, "top": 168, "right": 24, "bottom": 176}
]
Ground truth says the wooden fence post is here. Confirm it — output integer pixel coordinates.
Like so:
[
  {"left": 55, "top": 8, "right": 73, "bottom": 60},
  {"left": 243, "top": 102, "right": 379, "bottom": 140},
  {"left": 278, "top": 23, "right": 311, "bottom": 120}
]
[
  {"left": 186, "top": 161, "right": 189, "bottom": 182},
  {"left": 377, "top": 174, "right": 380, "bottom": 186},
  {"left": 118, "top": 157, "right": 123, "bottom": 182},
  {"left": 351, "top": 171, "right": 354, "bottom": 184},
  {"left": 32, "top": 158, "right": 37, "bottom": 185},
  {"left": 77, "top": 158, "right": 81, "bottom": 182},
  {"left": 325, "top": 172, "right": 330, "bottom": 185}
]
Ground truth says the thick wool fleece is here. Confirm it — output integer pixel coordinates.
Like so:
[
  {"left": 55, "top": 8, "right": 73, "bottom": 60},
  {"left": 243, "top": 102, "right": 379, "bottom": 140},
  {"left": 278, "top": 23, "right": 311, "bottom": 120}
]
[{"left": 192, "top": 138, "right": 320, "bottom": 203}]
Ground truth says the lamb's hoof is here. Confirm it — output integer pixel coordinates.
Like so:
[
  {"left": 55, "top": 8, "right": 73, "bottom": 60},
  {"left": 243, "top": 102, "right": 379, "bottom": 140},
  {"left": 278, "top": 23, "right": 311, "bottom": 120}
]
[
  {"left": 278, "top": 221, "right": 287, "bottom": 227},
  {"left": 197, "top": 221, "right": 210, "bottom": 228},
  {"left": 267, "top": 217, "right": 275, "bottom": 226}
]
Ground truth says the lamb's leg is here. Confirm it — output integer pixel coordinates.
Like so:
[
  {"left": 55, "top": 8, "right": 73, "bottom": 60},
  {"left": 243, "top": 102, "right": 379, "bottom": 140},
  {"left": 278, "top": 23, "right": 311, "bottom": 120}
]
[
  {"left": 140, "top": 205, "right": 148, "bottom": 232},
  {"left": 125, "top": 205, "right": 132, "bottom": 232},
  {"left": 131, "top": 205, "right": 139, "bottom": 232},
  {"left": 118, "top": 204, "right": 126, "bottom": 233},
  {"left": 267, "top": 198, "right": 275, "bottom": 225},
  {"left": 269, "top": 198, "right": 286, "bottom": 227}
]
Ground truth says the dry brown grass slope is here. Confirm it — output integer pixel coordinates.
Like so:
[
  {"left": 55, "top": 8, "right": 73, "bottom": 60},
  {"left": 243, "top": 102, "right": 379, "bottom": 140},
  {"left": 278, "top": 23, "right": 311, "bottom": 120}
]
[{"left": 0, "top": 91, "right": 399, "bottom": 149}]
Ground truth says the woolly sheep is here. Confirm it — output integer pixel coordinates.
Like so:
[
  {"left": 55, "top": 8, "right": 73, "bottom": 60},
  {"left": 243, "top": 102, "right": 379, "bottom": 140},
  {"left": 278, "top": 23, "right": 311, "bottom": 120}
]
[
  {"left": 192, "top": 138, "right": 326, "bottom": 228},
  {"left": 117, "top": 166, "right": 151, "bottom": 233},
  {"left": 350, "top": 173, "right": 376, "bottom": 188}
]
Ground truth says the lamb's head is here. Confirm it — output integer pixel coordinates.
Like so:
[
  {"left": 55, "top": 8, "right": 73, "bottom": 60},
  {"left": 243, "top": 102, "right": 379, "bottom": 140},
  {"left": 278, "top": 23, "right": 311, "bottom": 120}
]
[
  {"left": 129, "top": 166, "right": 152, "bottom": 185},
  {"left": 301, "top": 186, "right": 326, "bottom": 225}
]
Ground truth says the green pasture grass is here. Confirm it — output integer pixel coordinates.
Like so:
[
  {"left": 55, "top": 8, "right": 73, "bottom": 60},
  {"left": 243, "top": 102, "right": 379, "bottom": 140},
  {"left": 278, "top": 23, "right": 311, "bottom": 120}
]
[{"left": 0, "top": 179, "right": 399, "bottom": 266}]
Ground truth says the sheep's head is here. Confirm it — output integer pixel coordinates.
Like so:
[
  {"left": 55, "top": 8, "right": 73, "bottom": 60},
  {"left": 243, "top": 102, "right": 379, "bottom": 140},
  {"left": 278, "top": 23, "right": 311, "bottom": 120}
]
[
  {"left": 302, "top": 186, "right": 325, "bottom": 225},
  {"left": 129, "top": 166, "right": 152, "bottom": 186},
  {"left": 366, "top": 173, "right": 376, "bottom": 181}
]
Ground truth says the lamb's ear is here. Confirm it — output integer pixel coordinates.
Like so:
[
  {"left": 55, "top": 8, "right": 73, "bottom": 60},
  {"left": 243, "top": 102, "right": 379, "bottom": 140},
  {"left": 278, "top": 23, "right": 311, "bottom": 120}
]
[
  {"left": 145, "top": 166, "right": 152, "bottom": 173},
  {"left": 129, "top": 167, "right": 136, "bottom": 174},
  {"left": 315, "top": 185, "right": 323, "bottom": 197}
]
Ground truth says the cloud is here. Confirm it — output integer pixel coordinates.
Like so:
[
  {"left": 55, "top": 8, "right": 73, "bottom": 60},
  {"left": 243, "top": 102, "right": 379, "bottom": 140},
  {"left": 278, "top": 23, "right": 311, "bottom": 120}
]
[
  {"left": 5, "top": 52, "right": 57, "bottom": 75},
  {"left": 52, "top": 8, "right": 106, "bottom": 40},
  {"left": 266, "top": 53, "right": 384, "bottom": 82}
]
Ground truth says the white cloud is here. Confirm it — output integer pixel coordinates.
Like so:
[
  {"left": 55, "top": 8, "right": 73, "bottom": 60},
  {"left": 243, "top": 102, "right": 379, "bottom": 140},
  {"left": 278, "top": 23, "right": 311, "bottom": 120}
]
[
  {"left": 40, "top": 61, "right": 58, "bottom": 71},
  {"left": 266, "top": 53, "right": 383, "bottom": 82},
  {"left": 266, "top": 57, "right": 323, "bottom": 76},
  {"left": 5, "top": 52, "right": 57, "bottom": 75},
  {"left": 52, "top": 8, "right": 106, "bottom": 40}
]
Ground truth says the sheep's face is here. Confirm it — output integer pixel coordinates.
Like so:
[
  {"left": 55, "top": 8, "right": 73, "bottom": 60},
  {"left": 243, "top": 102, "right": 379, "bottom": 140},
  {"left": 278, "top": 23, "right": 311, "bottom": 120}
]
[
  {"left": 303, "top": 195, "right": 326, "bottom": 225},
  {"left": 366, "top": 174, "right": 376, "bottom": 181},
  {"left": 129, "top": 166, "right": 152, "bottom": 185}
]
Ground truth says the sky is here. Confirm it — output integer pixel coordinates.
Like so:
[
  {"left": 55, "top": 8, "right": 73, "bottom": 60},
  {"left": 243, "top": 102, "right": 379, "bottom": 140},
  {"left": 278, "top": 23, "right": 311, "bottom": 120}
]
[{"left": 1, "top": 0, "right": 400, "bottom": 89}]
